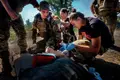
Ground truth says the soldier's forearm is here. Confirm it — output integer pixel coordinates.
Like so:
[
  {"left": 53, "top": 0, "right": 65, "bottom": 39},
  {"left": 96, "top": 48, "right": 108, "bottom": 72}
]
[{"left": 0, "top": 0, "right": 19, "bottom": 20}]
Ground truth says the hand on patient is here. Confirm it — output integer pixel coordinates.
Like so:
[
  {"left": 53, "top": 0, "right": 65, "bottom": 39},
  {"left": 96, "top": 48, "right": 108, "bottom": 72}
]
[
  {"left": 45, "top": 47, "right": 65, "bottom": 57},
  {"left": 59, "top": 43, "right": 75, "bottom": 51}
]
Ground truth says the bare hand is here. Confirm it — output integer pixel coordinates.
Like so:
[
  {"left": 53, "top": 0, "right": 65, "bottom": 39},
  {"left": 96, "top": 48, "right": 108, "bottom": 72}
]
[
  {"left": 45, "top": 47, "right": 54, "bottom": 53},
  {"left": 45, "top": 47, "right": 65, "bottom": 57}
]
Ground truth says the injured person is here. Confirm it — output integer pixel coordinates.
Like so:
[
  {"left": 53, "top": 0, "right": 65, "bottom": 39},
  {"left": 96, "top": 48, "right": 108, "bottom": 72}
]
[
  {"left": 14, "top": 54, "right": 95, "bottom": 80},
  {"left": 13, "top": 39, "right": 104, "bottom": 80}
]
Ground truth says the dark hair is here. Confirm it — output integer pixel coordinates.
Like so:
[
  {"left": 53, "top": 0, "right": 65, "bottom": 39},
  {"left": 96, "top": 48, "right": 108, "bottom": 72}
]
[
  {"left": 40, "top": 1, "right": 49, "bottom": 6},
  {"left": 60, "top": 8, "right": 69, "bottom": 14},
  {"left": 69, "top": 12, "right": 85, "bottom": 20},
  {"left": 71, "top": 8, "right": 76, "bottom": 13},
  {"left": 39, "top": 1, "right": 50, "bottom": 10}
]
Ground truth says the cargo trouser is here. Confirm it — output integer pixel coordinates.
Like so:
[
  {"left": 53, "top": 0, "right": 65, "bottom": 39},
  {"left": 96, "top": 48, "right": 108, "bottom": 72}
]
[
  {"left": 101, "top": 12, "right": 117, "bottom": 43},
  {"left": 10, "top": 15, "right": 27, "bottom": 53},
  {"left": 0, "top": 18, "right": 12, "bottom": 75}
]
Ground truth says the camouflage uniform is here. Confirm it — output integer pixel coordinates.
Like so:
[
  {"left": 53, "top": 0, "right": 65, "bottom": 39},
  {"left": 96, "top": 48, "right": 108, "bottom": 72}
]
[
  {"left": 0, "top": 0, "right": 38, "bottom": 75},
  {"left": 93, "top": 0, "right": 118, "bottom": 42},
  {"left": 60, "top": 18, "right": 76, "bottom": 43},
  {"left": 0, "top": 17, "right": 12, "bottom": 75},
  {"left": 91, "top": 0, "right": 100, "bottom": 18},
  {"left": 10, "top": 15, "right": 27, "bottom": 53},
  {"left": 31, "top": 13, "right": 61, "bottom": 53}
]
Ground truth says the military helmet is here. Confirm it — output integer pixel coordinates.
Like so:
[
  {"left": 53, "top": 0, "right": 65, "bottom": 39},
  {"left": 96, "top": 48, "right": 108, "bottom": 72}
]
[{"left": 39, "top": 1, "right": 50, "bottom": 11}]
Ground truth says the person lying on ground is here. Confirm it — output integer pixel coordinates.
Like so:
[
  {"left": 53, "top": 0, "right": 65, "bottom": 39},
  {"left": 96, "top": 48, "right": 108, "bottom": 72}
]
[{"left": 14, "top": 54, "right": 94, "bottom": 80}]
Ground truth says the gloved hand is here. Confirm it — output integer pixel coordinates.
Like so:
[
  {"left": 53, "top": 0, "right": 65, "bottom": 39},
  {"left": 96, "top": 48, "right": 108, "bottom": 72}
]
[
  {"left": 59, "top": 43, "right": 75, "bottom": 51},
  {"left": 66, "top": 43, "right": 75, "bottom": 51},
  {"left": 88, "top": 67, "right": 102, "bottom": 80},
  {"left": 59, "top": 43, "right": 67, "bottom": 51}
]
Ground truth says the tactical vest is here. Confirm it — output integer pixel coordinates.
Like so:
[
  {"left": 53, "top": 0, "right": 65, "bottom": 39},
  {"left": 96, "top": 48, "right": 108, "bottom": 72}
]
[
  {"left": 34, "top": 14, "right": 55, "bottom": 43},
  {"left": 98, "top": 0, "right": 116, "bottom": 10},
  {"left": 98, "top": 0, "right": 118, "bottom": 16},
  {"left": 60, "top": 18, "right": 76, "bottom": 43},
  {"left": 33, "top": 14, "right": 57, "bottom": 52},
  {"left": 36, "top": 19, "right": 47, "bottom": 38}
]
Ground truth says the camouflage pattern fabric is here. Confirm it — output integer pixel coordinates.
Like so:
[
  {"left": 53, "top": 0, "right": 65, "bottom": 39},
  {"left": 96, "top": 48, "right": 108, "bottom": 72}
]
[
  {"left": 0, "top": 18, "right": 12, "bottom": 75},
  {"left": 60, "top": 24, "right": 76, "bottom": 43},
  {"left": 0, "top": 29, "right": 10, "bottom": 53},
  {"left": 31, "top": 13, "right": 61, "bottom": 53},
  {"left": 0, "top": 0, "right": 39, "bottom": 75},
  {"left": 92, "top": 0, "right": 118, "bottom": 41},
  {"left": 101, "top": 12, "right": 117, "bottom": 41},
  {"left": 10, "top": 15, "right": 27, "bottom": 53}
]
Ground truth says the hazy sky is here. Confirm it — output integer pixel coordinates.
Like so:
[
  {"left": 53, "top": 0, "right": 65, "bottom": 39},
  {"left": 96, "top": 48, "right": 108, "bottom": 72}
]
[{"left": 20, "top": 0, "right": 94, "bottom": 24}]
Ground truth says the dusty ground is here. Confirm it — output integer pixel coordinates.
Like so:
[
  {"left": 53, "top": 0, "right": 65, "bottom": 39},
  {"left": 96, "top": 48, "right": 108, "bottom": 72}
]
[
  {"left": 96, "top": 29, "right": 120, "bottom": 64},
  {"left": 0, "top": 29, "right": 120, "bottom": 73}
]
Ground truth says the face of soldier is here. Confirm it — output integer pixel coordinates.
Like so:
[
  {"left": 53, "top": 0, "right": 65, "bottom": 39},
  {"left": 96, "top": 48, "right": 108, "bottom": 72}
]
[
  {"left": 60, "top": 12, "right": 68, "bottom": 20},
  {"left": 70, "top": 17, "right": 83, "bottom": 29},
  {"left": 40, "top": 10, "right": 49, "bottom": 19}
]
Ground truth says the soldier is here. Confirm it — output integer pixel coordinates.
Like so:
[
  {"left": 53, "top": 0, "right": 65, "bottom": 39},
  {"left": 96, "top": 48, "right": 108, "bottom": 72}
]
[
  {"left": 0, "top": 0, "right": 39, "bottom": 77},
  {"left": 60, "top": 8, "right": 76, "bottom": 43},
  {"left": 31, "top": 1, "right": 61, "bottom": 54},
  {"left": 91, "top": 0, "right": 119, "bottom": 43},
  {"left": 10, "top": 15, "right": 27, "bottom": 54},
  {"left": 90, "top": 0, "right": 100, "bottom": 18}
]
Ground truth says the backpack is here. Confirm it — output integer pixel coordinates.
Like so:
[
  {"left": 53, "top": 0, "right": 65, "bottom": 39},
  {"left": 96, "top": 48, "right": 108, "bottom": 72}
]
[{"left": 97, "top": 0, "right": 118, "bottom": 16}]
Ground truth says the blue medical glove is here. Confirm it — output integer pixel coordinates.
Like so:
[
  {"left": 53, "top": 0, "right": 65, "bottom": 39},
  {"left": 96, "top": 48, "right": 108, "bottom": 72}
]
[
  {"left": 89, "top": 67, "right": 102, "bottom": 80},
  {"left": 59, "top": 43, "right": 67, "bottom": 51},
  {"left": 66, "top": 43, "right": 75, "bottom": 51}
]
